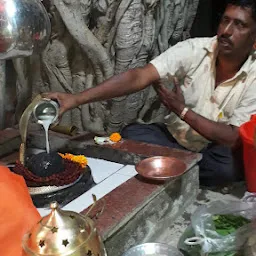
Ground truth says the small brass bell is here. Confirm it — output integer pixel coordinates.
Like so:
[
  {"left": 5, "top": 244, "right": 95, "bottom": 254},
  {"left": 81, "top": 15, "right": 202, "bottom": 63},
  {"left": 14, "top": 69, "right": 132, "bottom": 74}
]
[{"left": 22, "top": 201, "right": 107, "bottom": 256}]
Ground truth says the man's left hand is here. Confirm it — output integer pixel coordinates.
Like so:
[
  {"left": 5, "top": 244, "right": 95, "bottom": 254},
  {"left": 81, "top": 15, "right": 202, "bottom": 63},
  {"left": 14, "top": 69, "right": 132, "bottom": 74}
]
[{"left": 154, "top": 77, "right": 185, "bottom": 114}]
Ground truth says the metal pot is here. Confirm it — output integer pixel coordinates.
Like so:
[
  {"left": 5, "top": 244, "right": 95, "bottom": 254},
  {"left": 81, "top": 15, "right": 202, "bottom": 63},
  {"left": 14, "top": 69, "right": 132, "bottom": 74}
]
[
  {"left": 33, "top": 98, "right": 59, "bottom": 125},
  {"left": 22, "top": 202, "right": 107, "bottom": 256},
  {"left": 0, "top": 0, "right": 51, "bottom": 59},
  {"left": 122, "top": 243, "right": 183, "bottom": 256}
]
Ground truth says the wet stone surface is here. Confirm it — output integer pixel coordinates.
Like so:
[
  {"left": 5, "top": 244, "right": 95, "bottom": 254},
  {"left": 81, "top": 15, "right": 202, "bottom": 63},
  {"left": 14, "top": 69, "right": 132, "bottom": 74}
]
[{"left": 153, "top": 183, "right": 246, "bottom": 249}]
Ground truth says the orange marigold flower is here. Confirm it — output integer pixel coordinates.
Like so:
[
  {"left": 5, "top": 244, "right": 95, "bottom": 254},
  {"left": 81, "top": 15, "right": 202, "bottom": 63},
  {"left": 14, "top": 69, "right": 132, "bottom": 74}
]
[
  {"left": 64, "top": 153, "right": 74, "bottom": 161},
  {"left": 58, "top": 153, "right": 65, "bottom": 158},
  {"left": 58, "top": 153, "right": 88, "bottom": 168},
  {"left": 109, "top": 132, "right": 122, "bottom": 142},
  {"left": 71, "top": 155, "right": 88, "bottom": 168}
]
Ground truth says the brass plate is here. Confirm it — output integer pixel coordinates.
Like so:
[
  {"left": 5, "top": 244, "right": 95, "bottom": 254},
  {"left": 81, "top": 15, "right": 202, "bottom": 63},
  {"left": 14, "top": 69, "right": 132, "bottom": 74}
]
[{"left": 135, "top": 156, "right": 187, "bottom": 181}]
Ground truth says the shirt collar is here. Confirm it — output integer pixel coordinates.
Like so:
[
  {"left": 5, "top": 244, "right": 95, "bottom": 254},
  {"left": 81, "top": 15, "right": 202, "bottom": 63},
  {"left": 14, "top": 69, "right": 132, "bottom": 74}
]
[
  {"left": 203, "top": 36, "right": 256, "bottom": 77},
  {"left": 203, "top": 36, "right": 218, "bottom": 54}
]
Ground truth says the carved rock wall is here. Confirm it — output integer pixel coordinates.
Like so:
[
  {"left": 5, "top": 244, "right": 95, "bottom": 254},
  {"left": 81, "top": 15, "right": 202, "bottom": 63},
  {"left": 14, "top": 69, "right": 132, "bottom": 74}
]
[{"left": 3, "top": 0, "right": 199, "bottom": 134}]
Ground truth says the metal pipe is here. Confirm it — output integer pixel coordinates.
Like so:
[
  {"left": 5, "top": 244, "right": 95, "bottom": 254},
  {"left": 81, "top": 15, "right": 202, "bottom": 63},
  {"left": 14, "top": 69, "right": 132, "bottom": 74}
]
[{"left": 50, "top": 125, "right": 78, "bottom": 136}]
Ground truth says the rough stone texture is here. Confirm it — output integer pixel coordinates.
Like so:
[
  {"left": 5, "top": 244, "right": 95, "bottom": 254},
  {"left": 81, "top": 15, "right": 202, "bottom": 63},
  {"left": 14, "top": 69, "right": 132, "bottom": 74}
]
[
  {"left": 101, "top": 166, "right": 199, "bottom": 256},
  {"left": 2, "top": 0, "right": 199, "bottom": 132},
  {"left": 154, "top": 184, "right": 246, "bottom": 250}
]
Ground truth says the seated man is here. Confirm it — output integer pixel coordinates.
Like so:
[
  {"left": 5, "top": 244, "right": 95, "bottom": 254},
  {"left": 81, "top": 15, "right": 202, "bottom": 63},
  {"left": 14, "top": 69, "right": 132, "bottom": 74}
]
[{"left": 46, "top": 0, "right": 256, "bottom": 186}]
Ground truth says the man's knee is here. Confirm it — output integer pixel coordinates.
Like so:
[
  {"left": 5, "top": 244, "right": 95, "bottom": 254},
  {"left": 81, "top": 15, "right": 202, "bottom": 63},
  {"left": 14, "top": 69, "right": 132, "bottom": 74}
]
[
  {"left": 199, "top": 145, "right": 241, "bottom": 186},
  {"left": 199, "top": 162, "right": 235, "bottom": 182}
]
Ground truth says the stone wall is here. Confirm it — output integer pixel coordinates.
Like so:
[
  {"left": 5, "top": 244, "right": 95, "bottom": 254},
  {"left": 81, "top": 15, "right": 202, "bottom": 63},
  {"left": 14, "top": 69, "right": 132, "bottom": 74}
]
[{"left": 2, "top": 0, "right": 199, "bottom": 133}]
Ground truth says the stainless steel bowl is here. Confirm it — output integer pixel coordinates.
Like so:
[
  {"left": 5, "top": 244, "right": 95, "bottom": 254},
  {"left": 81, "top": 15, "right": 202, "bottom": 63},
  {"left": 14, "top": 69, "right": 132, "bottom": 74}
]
[
  {"left": 33, "top": 99, "right": 59, "bottom": 124},
  {"left": 0, "top": 0, "right": 51, "bottom": 59},
  {"left": 122, "top": 243, "right": 184, "bottom": 256}
]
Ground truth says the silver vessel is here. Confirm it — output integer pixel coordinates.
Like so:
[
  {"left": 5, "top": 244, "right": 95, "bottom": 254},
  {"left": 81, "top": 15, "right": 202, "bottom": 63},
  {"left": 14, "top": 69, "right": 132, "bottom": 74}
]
[
  {"left": 122, "top": 243, "right": 184, "bottom": 256},
  {"left": 0, "top": 0, "right": 51, "bottom": 59},
  {"left": 33, "top": 98, "right": 59, "bottom": 125}
]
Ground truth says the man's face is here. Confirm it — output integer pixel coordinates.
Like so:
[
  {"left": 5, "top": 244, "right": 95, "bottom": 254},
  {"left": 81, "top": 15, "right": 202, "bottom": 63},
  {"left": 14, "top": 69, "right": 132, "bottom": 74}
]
[{"left": 217, "top": 4, "right": 256, "bottom": 57}]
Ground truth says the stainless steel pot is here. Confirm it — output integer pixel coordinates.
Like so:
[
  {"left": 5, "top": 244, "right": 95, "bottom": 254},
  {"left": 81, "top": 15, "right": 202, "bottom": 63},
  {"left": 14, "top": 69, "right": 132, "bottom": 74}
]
[
  {"left": 0, "top": 0, "right": 51, "bottom": 59},
  {"left": 33, "top": 98, "right": 59, "bottom": 125},
  {"left": 122, "top": 243, "right": 184, "bottom": 256}
]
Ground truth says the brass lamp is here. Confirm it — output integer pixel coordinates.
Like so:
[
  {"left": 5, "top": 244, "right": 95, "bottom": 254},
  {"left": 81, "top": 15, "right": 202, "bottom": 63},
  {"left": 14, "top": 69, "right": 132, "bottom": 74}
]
[{"left": 22, "top": 202, "right": 107, "bottom": 256}]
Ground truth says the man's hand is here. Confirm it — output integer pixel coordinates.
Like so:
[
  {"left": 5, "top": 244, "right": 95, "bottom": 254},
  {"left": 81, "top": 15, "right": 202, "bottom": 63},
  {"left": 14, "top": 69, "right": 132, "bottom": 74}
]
[
  {"left": 154, "top": 77, "right": 240, "bottom": 147},
  {"left": 154, "top": 77, "right": 185, "bottom": 115},
  {"left": 42, "top": 92, "right": 80, "bottom": 117}
]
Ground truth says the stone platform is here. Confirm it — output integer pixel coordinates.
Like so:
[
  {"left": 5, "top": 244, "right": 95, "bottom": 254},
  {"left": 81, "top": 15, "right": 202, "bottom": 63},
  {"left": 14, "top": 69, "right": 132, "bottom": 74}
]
[{"left": 0, "top": 127, "right": 201, "bottom": 256}]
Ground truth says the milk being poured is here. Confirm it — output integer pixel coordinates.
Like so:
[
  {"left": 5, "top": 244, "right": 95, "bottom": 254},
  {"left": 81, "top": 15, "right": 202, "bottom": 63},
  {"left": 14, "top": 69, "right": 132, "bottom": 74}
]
[
  {"left": 38, "top": 115, "right": 55, "bottom": 154},
  {"left": 34, "top": 99, "right": 59, "bottom": 154}
]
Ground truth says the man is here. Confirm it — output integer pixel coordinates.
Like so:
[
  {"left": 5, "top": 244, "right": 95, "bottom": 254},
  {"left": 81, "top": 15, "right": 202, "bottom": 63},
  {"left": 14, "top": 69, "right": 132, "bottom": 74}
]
[{"left": 46, "top": 0, "right": 256, "bottom": 186}]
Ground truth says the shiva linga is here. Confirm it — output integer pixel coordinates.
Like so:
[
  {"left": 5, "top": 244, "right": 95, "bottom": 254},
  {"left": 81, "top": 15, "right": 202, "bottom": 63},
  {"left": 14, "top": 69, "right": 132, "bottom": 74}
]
[
  {"left": 12, "top": 94, "right": 94, "bottom": 207},
  {"left": 0, "top": 0, "right": 94, "bottom": 206}
]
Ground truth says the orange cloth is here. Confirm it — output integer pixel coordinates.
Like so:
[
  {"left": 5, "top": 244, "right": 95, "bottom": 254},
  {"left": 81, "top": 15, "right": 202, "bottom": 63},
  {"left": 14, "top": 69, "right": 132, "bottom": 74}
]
[{"left": 0, "top": 166, "right": 40, "bottom": 256}]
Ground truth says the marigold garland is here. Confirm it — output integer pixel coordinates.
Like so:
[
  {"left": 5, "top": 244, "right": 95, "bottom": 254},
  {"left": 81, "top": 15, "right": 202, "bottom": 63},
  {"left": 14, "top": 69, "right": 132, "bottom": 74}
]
[
  {"left": 109, "top": 132, "right": 122, "bottom": 142},
  {"left": 59, "top": 153, "right": 88, "bottom": 168}
]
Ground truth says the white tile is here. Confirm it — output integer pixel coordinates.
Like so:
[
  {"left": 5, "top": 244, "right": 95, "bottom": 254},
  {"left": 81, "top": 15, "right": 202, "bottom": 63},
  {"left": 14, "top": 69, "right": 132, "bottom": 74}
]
[
  {"left": 61, "top": 173, "right": 132, "bottom": 213},
  {"left": 36, "top": 159, "right": 128, "bottom": 217},
  {"left": 87, "top": 157, "right": 124, "bottom": 184},
  {"left": 117, "top": 165, "right": 137, "bottom": 177}
]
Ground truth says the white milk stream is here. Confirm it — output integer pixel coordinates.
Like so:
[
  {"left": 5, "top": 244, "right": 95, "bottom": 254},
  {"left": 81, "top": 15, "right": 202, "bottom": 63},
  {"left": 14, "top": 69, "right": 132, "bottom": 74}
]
[{"left": 37, "top": 115, "right": 55, "bottom": 153}]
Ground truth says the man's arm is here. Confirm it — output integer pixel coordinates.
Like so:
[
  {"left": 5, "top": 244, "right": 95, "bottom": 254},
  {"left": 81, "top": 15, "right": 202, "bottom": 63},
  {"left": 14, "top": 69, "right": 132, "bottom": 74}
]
[
  {"left": 76, "top": 64, "right": 160, "bottom": 105},
  {"left": 155, "top": 82, "right": 240, "bottom": 148},
  {"left": 183, "top": 109, "right": 240, "bottom": 147},
  {"left": 47, "top": 38, "right": 198, "bottom": 115},
  {"left": 46, "top": 64, "right": 160, "bottom": 115}
]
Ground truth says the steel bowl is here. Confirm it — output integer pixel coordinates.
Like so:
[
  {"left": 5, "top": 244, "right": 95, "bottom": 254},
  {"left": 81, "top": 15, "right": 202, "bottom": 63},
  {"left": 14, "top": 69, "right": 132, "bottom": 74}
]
[
  {"left": 0, "top": 0, "right": 51, "bottom": 59},
  {"left": 135, "top": 156, "right": 187, "bottom": 181},
  {"left": 121, "top": 243, "right": 184, "bottom": 256}
]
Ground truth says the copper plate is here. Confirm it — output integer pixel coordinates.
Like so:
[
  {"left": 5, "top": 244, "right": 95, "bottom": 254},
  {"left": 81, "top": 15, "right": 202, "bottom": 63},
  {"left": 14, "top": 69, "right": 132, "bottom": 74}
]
[{"left": 135, "top": 156, "right": 187, "bottom": 181}]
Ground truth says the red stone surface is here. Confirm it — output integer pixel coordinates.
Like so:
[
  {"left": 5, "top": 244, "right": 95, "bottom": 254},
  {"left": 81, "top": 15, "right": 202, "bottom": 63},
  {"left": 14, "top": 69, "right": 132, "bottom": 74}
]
[
  {"left": 82, "top": 176, "right": 162, "bottom": 237},
  {"left": 103, "top": 139, "right": 201, "bottom": 166},
  {"left": 79, "top": 138, "right": 201, "bottom": 237}
]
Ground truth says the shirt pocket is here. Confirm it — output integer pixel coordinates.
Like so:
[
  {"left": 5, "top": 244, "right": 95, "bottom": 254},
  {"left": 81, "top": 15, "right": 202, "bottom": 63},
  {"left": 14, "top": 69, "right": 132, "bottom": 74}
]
[
  {"left": 217, "top": 110, "right": 230, "bottom": 123},
  {"left": 200, "top": 100, "right": 221, "bottom": 121},
  {"left": 218, "top": 87, "right": 243, "bottom": 123}
]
